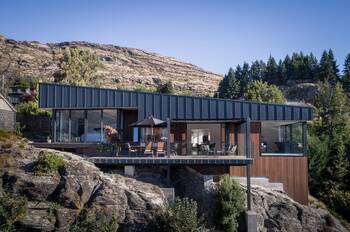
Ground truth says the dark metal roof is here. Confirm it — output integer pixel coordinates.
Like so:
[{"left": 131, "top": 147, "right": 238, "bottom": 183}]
[{"left": 39, "top": 83, "right": 314, "bottom": 121}]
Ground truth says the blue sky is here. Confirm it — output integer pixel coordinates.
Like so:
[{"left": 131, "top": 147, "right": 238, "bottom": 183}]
[{"left": 0, "top": 0, "right": 349, "bottom": 74}]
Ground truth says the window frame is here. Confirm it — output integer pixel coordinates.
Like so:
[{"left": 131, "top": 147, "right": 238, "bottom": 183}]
[{"left": 259, "top": 121, "right": 307, "bottom": 157}]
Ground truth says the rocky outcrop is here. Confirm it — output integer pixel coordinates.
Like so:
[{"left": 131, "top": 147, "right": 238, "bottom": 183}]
[
  {"left": 0, "top": 34, "right": 222, "bottom": 96},
  {"left": 251, "top": 186, "right": 348, "bottom": 232},
  {"left": 0, "top": 139, "right": 166, "bottom": 231},
  {"left": 280, "top": 83, "right": 318, "bottom": 104},
  {"left": 174, "top": 168, "right": 348, "bottom": 232}
]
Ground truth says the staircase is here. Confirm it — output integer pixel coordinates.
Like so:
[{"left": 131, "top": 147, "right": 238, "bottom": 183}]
[{"left": 233, "top": 177, "right": 284, "bottom": 191}]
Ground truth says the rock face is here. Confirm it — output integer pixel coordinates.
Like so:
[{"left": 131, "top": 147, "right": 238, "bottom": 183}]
[
  {"left": 251, "top": 186, "right": 348, "bottom": 232},
  {"left": 0, "top": 34, "right": 222, "bottom": 96},
  {"left": 0, "top": 139, "right": 166, "bottom": 231},
  {"left": 280, "top": 83, "right": 318, "bottom": 104},
  {"left": 174, "top": 168, "right": 348, "bottom": 232}
]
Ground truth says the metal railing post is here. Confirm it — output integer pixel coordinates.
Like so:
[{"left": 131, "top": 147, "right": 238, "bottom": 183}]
[{"left": 245, "top": 117, "right": 252, "bottom": 211}]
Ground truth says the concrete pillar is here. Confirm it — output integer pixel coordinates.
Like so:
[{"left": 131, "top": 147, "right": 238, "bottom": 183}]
[
  {"left": 124, "top": 165, "right": 135, "bottom": 176},
  {"left": 246, "top": 210, "right": 257, "bottom": 232}
]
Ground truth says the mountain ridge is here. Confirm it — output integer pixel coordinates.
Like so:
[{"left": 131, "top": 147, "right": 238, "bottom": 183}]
[{"left": 0, "top": 34, "right": 223, "bottom": 96}]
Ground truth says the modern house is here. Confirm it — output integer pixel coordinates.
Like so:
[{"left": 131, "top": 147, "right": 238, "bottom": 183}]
[
  {"left": 36, "top": 83, "right": 313, "bottom": 205},
  {"left": 0, "top": 93, "right": 16, "bottom": 132}
]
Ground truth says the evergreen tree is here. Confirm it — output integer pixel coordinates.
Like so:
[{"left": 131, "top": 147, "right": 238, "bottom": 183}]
[
  {"left": 342, "top": 53, "right": 350, "bottom": 93},
  {"left": 218, "top": 68, "right": 241, "bottom": 99},
  {"left": 250, "top": 60, "right": 266, "bottom": 81},
  {"left": 318, "top": 50, "right": 339, "bottom": 85},
  {"left": 265, "top": 56, "right": 279, "bottom": 84},
  {"left": 239, "top": 62, "right": 250, "bottom": 94},
  {"left": 310, "top": 81, "right": 350, "bottom": 219}
]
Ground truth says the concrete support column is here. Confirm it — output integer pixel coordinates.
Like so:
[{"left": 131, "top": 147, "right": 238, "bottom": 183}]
[
  {"left": 124, "top": 165, "right": 135, "bottom": 176},
  {"left": 246, "top": 211, "right": 257, "bottom": 232}
]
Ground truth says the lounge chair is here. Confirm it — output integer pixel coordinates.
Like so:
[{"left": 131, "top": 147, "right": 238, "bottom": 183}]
[
  {"left": 226, "top": 144, "right": 237, "bottom": 156},
  {"left": 144, "top": 142, "right": 153, "bottom": 156},
  {"left": 156, "top": 142, "right": 165, "bottom": 157}
]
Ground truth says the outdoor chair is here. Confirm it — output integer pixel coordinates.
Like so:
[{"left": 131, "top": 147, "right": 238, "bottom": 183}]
[
  {"left": 156, "top": 142, "right": 165, "bottom": 157},
  {"left": 144, "top": 142, "right": 153, "bottom": 156},
  {"left": 225, "top": 144, "right": 237, "bottom": 156}
]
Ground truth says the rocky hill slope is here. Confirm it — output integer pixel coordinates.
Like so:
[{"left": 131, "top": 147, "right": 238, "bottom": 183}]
[
  {"left": 0, "top": 138, "right": 166, "bottom": 231},
  {"left": 1, "top": 136, "right": 348, "bottom": 231},
  {"left": 0, "top": 35, "right": 222, "bottom": 96}
]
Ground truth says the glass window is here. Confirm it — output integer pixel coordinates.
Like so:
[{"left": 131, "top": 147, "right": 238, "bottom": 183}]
[
  {"left": 86, "top": 110, "right": 102, "bottom": 142},
  {"left": 133, "top": 128, "right": 139, "bottom": 143},
  {"left": 71, "top": 110, "right": 85, "bottom": 142},
  {"left": 55, "top": 110, "right": 69, "bottom": 142},
  {"left": 261, "top": 121, "right": 304, "bottom": 155},
  {"left": 102, "top": 110, "right": 117, "bottom": 142},
  {"left": 140, "top": 127, "right": 168, "bottom": 142}
]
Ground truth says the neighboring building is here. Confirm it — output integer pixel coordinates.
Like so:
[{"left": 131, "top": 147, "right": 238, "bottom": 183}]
[
  {"left": 0, "top": 93, "right": 16, "bottom": 131},
  {"left": 36, "top": 83, "right": 313, "bottom": 205},
  {"left": 7, "top": 86, "right": 32, "bottom": 105}
]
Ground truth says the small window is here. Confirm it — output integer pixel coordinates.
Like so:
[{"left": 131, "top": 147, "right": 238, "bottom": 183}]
[{"left": 260, "top": 121, "right": 305, "bottom": 156}]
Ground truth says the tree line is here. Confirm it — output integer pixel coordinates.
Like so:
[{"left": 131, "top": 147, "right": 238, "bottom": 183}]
[{"left": 218, "top": 50, "right": 350, "bottom": 101}]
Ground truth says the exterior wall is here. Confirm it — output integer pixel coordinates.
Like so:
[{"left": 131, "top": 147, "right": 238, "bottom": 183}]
[
  {"left": 230, "top": 122, "right": 309, "bottom": 205},
  {"left": 0, "top": 109, "right": 15, "bottom": 132}
]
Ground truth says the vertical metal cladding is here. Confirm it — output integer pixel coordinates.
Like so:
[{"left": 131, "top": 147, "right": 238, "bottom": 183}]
[{"left": 39, "top": 83, "right": 314, "bottom": 121}]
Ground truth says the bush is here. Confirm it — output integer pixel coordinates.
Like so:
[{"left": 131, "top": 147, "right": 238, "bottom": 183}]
[
  {"left": 69, "top": 208, "right": 118, "bottom": 232},
  {"left": 0, "top": 129, "right": 11, "bottom": 141},
  {"left": 33, "top": 151, "right": 65, "bottom": 175},
  {"left": 151, "top": 197, "right": 204, "bottom": 232},
  {"left": 215, "top": 175, "right": 245, "bottom": 232},
  {"left": 156, "top": 81, "right": 174, "bottom": 94},
  {"left": 0, "top": 193, "right": 28, "bottom": 232},
  {"left": 245, "top": 80, "right": 286, "bottom": 103}
]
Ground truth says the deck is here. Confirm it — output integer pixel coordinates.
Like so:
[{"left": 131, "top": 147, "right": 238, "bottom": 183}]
[{"left": 88, "top": 155, "right": 252, "bottom": 166}]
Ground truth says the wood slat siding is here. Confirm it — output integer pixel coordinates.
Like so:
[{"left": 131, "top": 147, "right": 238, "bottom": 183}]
[{"left": 230, "top": 122, "right": 309, "bottom": 205}]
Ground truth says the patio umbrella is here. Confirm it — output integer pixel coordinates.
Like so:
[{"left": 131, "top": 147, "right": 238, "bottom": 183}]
[{"left": 129, "top": 115, "right": 166, "bottom": 141}]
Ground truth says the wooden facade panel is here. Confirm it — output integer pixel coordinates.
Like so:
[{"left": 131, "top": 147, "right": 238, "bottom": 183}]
[{"left": 230, "top": 122, "right": 308, "bottom": 205}]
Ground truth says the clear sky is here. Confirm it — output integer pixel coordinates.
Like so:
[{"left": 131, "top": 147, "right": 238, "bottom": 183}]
[{"left": 0, "top": 0, "right": 349, "bottom": 75}]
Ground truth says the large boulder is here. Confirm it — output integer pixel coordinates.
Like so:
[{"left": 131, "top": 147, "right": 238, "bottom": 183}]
[
  {"left": 0, "top": 139, "right": 166, "bottom": 232},
  {"left": 251, "top": 186, "right": 348, "bottom": 232}
]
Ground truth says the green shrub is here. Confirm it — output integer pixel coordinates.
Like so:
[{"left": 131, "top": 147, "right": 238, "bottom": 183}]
[
  {"left": 0, "top": 193, "right": 28, "bottom": 232},
  {"left": 33, "top": 151, "right": 65, "bottom": 175},
  {"left": 245, "top": 80, "right": 286, "bottom": 103},
  {"left": 69, "top": 208, "right": 118, "bottom": 232},
  {"left": 151, "top": 197, "right": 204, "bottom": 232},
  {"left": 215, "top": 175, "right": 245, "bottom": 232},
  {"left": 0, "top": 129, "right": 11, "bottom": 141}
]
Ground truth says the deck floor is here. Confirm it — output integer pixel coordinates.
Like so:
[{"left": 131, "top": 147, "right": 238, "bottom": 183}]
[{"left": 88, "top": 155, "right": 252, "bottom": 166}]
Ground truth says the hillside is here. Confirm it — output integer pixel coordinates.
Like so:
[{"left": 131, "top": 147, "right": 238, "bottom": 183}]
[{"left": 0, "top": 35, "right": 222, "bottom": 96}]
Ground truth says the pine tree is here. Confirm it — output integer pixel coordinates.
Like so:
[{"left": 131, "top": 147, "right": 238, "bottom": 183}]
[
  {"left": 218, "top": 68, "right": 241, "bottom": 99},
  {"left": 239, "top": 62, "right": 250, "bottom": 94},
  {"left": 342, "top": 53, "right": 350, "bottom": 93},
  {"left": 318, "top": 50, "right": 339, "bottom": 85},
  {"left": 250, "top": 60, "right": 266, "bottom": 81},
  {"left": 265, "top": 56, "right": 279, "bottom": 84}
]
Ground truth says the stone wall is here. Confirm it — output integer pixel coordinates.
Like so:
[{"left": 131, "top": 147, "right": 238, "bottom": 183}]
[{"left": 0, "top": 109, "right": 15, "bottom": 131}]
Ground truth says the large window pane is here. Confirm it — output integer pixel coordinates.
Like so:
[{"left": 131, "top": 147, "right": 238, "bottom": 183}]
[
  {"left": 71, "top": 110, "right": 85, "bottom": 142},
  {"left": 86, "top": 110, "right": 102, "bottom": 142},
  {"left": 55, "top": 110, "right": 69, "bottom": 142},
  {"left": 140, "top": 127, "right": 168, "bottom": 142},
  {"left": 102, "top": 110, "right": 117, "bottom": 142},
  {"left": 261, "top": 121, "right": 304, "bottom": 155}
]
